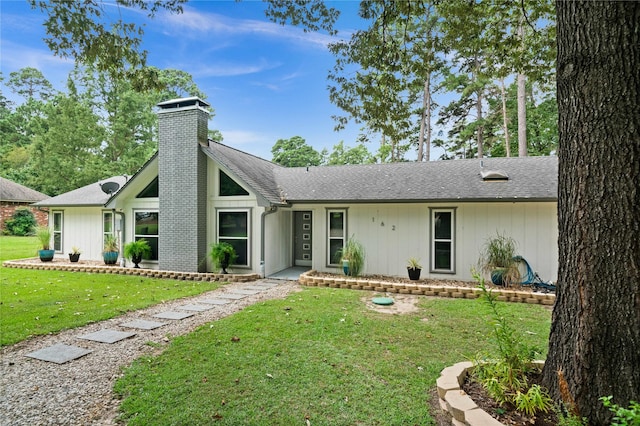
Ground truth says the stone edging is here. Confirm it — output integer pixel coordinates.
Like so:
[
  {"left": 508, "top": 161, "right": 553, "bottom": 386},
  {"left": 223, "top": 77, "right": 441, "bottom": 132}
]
[
  {"left": 2, "top": 259, "right": 260, "bottom": 283},
  {"left": 299, "top": 270, "right": 555, "bottom": 305},
  {"left": 436, "top": 361, "right": 545, "bottom": 426}
]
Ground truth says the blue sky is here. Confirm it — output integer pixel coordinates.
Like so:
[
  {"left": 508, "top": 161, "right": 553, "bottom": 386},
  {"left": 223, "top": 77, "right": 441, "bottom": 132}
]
[{"left": 0, "top": 0, "right": 380, "bottom": 161}]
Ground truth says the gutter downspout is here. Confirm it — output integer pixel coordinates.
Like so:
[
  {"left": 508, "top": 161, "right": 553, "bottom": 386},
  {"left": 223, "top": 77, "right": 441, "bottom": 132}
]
[
  {"left": 260, "top": 206, "right": 278, "bottom": 278},
  {"left": 114, "top": 209, "right": 126, "bottom": 267}
]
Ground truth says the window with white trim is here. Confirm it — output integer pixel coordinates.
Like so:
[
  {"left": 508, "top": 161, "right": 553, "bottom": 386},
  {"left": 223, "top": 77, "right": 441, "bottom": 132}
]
[
  {"left": 327, "top": 209, "right": 346, "bottom": 265},
  {"left": 431, "top": 208, "right": 455, "bottom": 273},
  {"left": 134, "top": 211, "right": 159, "bottom": 261},
  {"left": 52, "top": 211, "right": 63, "bottom": 252},
  {"left": 217, "top": 210, "right": 250, "bottom": 267},
  {"left": 103, "top": 211, "right": 113, "bottom": 248}
]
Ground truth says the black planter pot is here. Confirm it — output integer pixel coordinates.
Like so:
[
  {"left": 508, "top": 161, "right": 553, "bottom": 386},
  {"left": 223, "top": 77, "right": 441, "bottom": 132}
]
[
  {"left": 220, "top": 253, "right": 230, "bottom": 274},
  {"left": 407, "top": 267, "right": 422, "bottom": 281},
  {"left": 39, "top": 249, "right": 55, "bottom": 262},
  {"left": 131, "top": 255, "right": 143, "bottom": 268},
  {"left": 69, "top": 253, "right": 80, "bottom": 262}
]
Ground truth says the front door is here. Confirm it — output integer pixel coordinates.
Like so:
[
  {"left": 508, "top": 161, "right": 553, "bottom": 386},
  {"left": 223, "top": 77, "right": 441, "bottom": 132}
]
[{"left": 294, "top": 211, "right": 312, "bottom": 266}]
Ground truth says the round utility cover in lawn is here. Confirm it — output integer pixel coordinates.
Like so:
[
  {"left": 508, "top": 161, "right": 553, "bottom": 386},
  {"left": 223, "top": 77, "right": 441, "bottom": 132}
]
[{"left": 372, "top": 297, "right": 394, "bottom": 305}]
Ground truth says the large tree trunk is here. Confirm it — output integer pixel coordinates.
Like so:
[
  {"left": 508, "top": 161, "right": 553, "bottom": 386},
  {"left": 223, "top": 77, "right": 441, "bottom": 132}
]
[
  {"left": 517, "top": 23, "right": 527, "bottom": 157},
  {"left": 517, "top": 72, "right": 527, "bottom": 156},
  {"left": 542, "top": 2, "right": 640, "bottom": 425},
  {"left": 500, "top": 78, "right": 511, "bottom": 157}
]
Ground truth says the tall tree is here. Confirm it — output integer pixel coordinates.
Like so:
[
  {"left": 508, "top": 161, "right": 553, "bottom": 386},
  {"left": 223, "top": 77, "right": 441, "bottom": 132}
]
[
  {"left": 324, "top": 141, "right": 374, "bottom": 165},
  {"left": 29, "top": 0, "right": 186, "bottom": 90},
  {"left": 28, "top": 93, "right": 104, "bottom": 195},
  {"left": 542, "top": 2, "right": 640, "bottom": 424},
  {"left": 271, "top": 136, "right": 322, "bottom": 167}
]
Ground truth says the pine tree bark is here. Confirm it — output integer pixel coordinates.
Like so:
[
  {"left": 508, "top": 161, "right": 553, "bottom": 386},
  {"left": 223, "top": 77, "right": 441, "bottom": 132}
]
[{"left": 542, "top": 2, "right": 640, "bottom": 425}]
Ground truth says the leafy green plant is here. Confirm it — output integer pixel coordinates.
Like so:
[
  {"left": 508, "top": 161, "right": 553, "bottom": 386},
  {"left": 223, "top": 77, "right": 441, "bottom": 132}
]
[
  {"left": 124, "top": 239, "right": 151, "bottom": 260},
  {"left": 479, "top": 232, "right": 520, "bottom": 286},
  {"left": 555, "top": 405, "right": 588, "bottom": 426},
  {"left": 34, "top": 226, "right": 52, "bottom": 250},
  {"left": 4, "top": 209, "right": 37, "bottom": 236},
  {"left": 601, "top": 396, "right": 640, "bottom": 426},
  {"left": 209, "top": 242, "right": 237, "bottom": 272},
  {"left": 336, "top": 235, "right": 365, "bottom": 277},
  {"left": 471, "top": 271, "right": 552, "bottom": 417}
]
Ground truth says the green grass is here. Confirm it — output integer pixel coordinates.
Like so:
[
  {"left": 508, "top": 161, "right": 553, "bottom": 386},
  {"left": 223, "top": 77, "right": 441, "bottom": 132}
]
[
  {"left": 115, "top": 288, "right": 551, "bottom": 425},
  {"left": 0, "top": 236, "right": 222, "bottom": 346}
]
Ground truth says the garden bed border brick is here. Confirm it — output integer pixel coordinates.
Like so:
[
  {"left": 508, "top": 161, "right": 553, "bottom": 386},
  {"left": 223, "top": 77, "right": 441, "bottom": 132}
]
[
  {"left": 299, "top": 270, "right": 555, "bottom": 306},
  {"left": 2, "top": 258, "right": 260, "bottom": 282}
]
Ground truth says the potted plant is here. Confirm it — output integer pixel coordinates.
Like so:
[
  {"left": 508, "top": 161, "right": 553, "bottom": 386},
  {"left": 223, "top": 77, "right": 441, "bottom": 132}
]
[
  {"left": 124, "top": 239, "right": 151, "bottom": 269},
  {"left": 407, "top": 257, "right": 422, "bottom": 280},
  {"left": 68, "top": 246, "right": 81, "bottom": 262},
  {"left": 103, "top": 234, "right": 119, "bottom": 265},
  {"left": 210, "top": 242, "right": 237, "bottom": 274},
  {"left": 35, "top": 226, "right": 54, "bottom": 262},
  {"left": 480, "top": 232, "right": 520, "bottom": 286},
  {"left": 337, "top": 236, "right": 365, "bottom": 277}
]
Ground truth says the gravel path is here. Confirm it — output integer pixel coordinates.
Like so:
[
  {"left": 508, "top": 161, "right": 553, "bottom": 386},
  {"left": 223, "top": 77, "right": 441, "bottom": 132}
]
[{"left": 0, "top": 279, "right": 301, "bottom": 426}]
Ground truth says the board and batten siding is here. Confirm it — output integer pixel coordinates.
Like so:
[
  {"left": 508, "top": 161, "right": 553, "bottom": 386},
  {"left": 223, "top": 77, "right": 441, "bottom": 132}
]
[
  {"left": 304, "top": 202, "right": 557, "bottom": 283},
  {"left": 56, "top": 207, "right": 108, "bottom": 261}
]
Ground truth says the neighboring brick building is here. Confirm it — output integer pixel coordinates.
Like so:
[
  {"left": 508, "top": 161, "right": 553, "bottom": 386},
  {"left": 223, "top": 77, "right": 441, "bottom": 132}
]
[{"left": 0, "top": 177, "right": 49, "bottom": 233}]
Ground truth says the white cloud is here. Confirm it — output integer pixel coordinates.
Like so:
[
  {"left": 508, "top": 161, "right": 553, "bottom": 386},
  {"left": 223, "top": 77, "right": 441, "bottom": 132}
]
[{"left": 159, "top": 7, "right": 338, "bottom": 49}]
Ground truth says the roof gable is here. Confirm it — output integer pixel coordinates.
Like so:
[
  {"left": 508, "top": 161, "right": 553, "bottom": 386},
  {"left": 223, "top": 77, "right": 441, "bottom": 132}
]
[{"left": 34, "top": 175, "right": 129, "bottom": 207}]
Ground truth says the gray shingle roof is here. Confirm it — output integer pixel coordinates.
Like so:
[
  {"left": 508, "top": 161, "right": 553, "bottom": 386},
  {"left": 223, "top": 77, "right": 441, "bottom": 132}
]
[
  {"left": 0, "top": 177, "right": 50, "bottom": 202},
  {"left": 274, "top": 156, "right": 558, "bottom": 203},
  {"left": 33, "top": 176, "right": 129, "bottom": 207},
  {"left": 204, "top": 143, "right": 557, "bottom": 204}
]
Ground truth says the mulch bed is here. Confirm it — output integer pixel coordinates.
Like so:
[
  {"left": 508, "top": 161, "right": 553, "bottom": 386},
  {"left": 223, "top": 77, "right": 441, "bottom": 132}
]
[{"left": 462, "top": 372, "right": 559, "bottom": 425}]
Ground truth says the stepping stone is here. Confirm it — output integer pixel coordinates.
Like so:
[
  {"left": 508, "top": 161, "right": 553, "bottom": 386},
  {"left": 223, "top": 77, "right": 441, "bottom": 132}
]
[
  {"left": 78, "top": 329, "right": 136, "bottom": 344},
  {"left": 199, "top": 298, "right": 231, "bottom": 305},
  {"left": 242, "top": 285, "right": 270, "bottom": 291},
  {"left": 229, "top": 289, "right": 262, "bottom": 295},
  {"left": 152, "top": 311, "right": 194, "bottom": 320},
  {"left": 177, "top": 304, "right": 214, "bottom": 312},
  {"left": 252, "top": 282, "right": 279, "bottom": 288},
  {"left": 26, "top": 344, "right": 91, "bottom": 364},
  {"left": 120, "top": 319, "right": 167, "bottom": 330},
  {"left": 217, "top": 293, "right": 247, "bottom": 300}
]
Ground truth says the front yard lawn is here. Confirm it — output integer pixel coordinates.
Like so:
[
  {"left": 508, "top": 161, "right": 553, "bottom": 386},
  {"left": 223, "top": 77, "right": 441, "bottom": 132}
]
[
  {"left": 0, "top": 236, "right": 221, "bottom": 346},
  {"left": 115, "top": 287, "right": 552, "bottom": 425}
]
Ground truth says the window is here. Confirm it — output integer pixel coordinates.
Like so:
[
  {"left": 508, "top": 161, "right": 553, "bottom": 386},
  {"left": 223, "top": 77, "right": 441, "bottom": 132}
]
[
  {"left": 134, "top": 211, "right": 159, "bottom": 261},
  {"left": 103, "top": 211, "right": 113, "bottom": 248},
  {"left": 137, "top": 177, "right": 159, "bottom": 198},
  {"left": 219, "top": 170, "right": 249, "bottom": 196},
  {"left": 218, "top": 210, "right": 249, "bottom": 267},
  {"left": 431, "top": 208, "right": 455, "bottom": 273},
  {"left": 52, "top": 211, "right": 63, "bottom": 252},
  {"left": 327, "top": 209, "right": 346, "bottom": 265}
]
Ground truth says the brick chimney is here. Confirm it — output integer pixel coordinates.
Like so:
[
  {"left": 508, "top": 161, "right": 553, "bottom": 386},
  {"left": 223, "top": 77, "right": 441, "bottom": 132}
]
[{"left": 157, "top": 97, "right": 210, "bottom": 272}]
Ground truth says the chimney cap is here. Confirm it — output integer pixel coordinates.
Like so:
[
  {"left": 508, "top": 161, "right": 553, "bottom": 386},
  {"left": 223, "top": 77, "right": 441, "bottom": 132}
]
[{"left": 157, "top": 97, "right": 210, "bottom": 110}]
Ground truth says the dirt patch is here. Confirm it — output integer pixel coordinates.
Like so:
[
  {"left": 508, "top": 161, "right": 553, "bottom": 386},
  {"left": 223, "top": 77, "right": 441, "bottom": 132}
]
[{"left": 362, "top": 294, "right": 421, "bottom": 314}]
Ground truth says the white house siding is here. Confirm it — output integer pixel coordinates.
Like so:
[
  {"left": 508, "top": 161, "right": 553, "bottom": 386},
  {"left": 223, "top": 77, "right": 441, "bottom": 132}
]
[
  {"left": 208, "top": 163, "right": 262, "bottom": 274},
  {"left": 298, "top": 201, "right": 557, "bottom": 283},
  {"left": 55, "top": 207, "right": 108, "bottom": 261},
  {"left": 263, "top": 209, "right": 292, "bottom": 276}
]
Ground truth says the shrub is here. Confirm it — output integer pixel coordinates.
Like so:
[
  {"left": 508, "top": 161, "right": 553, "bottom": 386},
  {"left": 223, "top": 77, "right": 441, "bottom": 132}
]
[
  {"left": 4, "top": 209, "right": 37, "bottom": 236},
  {"left": 601, "top": 396, "right": 640, "bottom": 426},
  {"left": 471, "top": 271, "right": 552, "bottom": 417}
]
